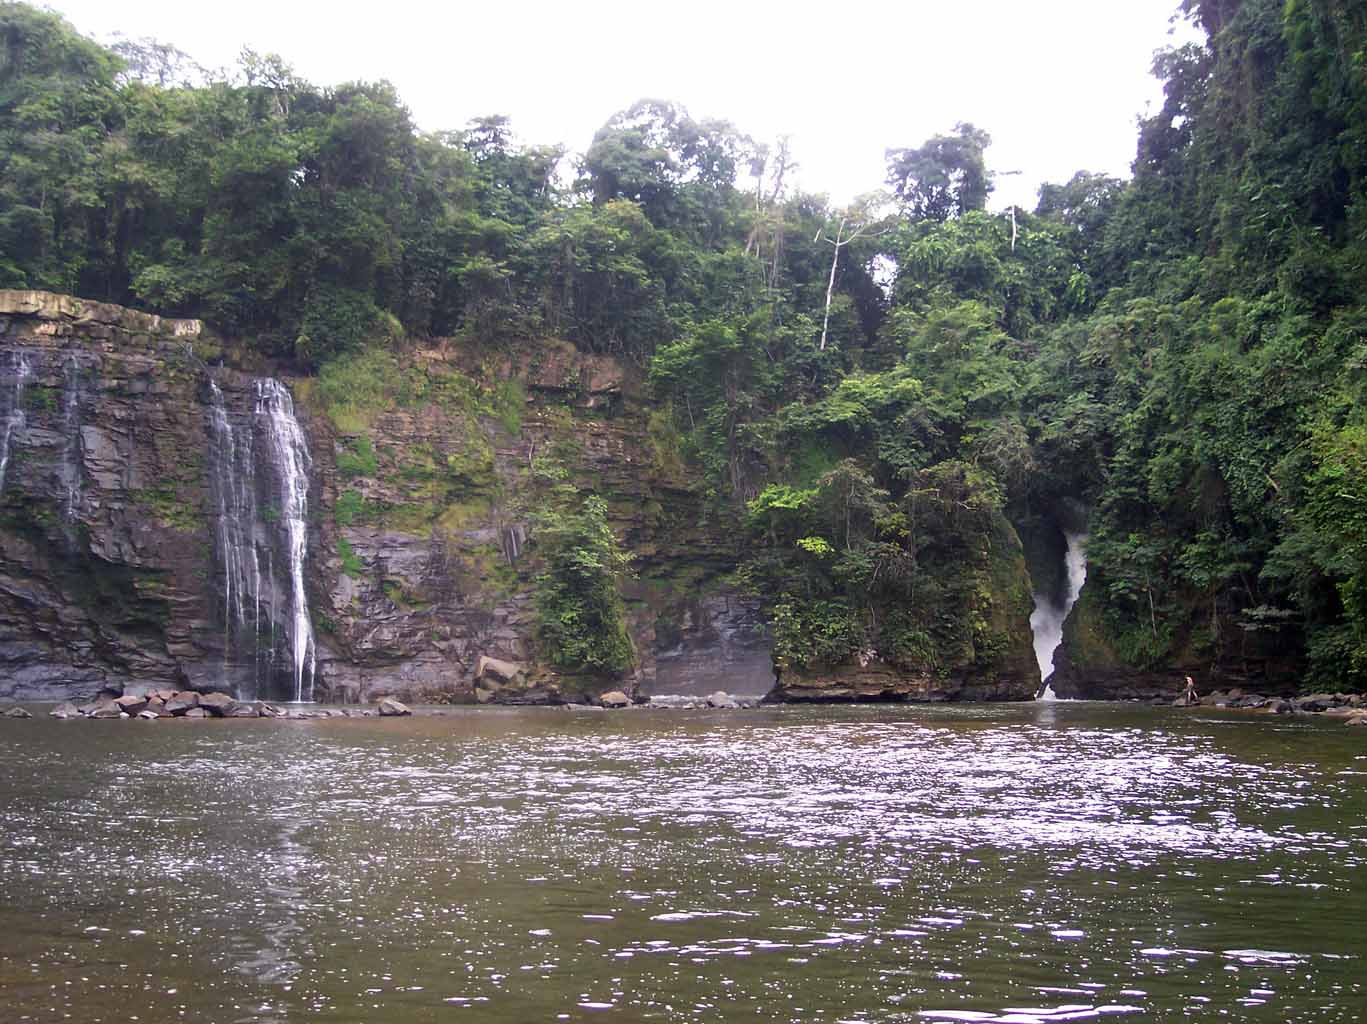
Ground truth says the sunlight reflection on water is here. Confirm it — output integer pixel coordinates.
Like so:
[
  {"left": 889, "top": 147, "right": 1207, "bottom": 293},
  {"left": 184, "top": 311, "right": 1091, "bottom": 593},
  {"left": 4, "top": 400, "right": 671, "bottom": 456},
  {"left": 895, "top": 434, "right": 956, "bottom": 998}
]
[{"left": 0, "top": 702, "right": 1363, "bottom": 1023}]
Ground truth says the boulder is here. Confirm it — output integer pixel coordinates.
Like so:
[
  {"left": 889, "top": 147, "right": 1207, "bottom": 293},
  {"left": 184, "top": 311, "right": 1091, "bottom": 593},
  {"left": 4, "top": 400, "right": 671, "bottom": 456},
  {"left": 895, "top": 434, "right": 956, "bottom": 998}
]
[
  {"left": 259, "top": 703, "right": 287, "bottom": 718},
  {"left": 599, "top": 690, "right": 631, "bottom": 709},
  {"left": 114, "top": 694, "right": 148, "bottom": 714},
  {"left": 474, "top": 686, "right": 497, "bottom": 704},
  {"left": 198, "top": 693, "right": 235, "bottom": 715},
  {"left": 4, "top": 706, "right": 34, "bottom": 718},
  {"left": 705, "top": 691, "right": 740, "bottom": 709},
  {"left": 378, "top": 697, "right": 411, "bottom": 717},
  {"left": 170, "top": 691, "right": 201, "bottom": 707},
  {"left": 88, "top": 705, "right": 122, "bottom": 719},
  {"left": 49, "top": 702, "right": 81, "bottom": 719},
  {"left": 226, "top": 703, "right": 260, "bottom": 718},
  {"left": 475, "top": 655, "right": 526, "bottom": 685},
  {"left": 163, "top": 699, "right": 196, "bottom": 716},
  {"left": 1345, "top": 713, "right": 1367, "bottom": 727},
  {"left": 136, "top": 709, "right": 160, "bottom": 720},
  {"left": 183, "top": 707, "right": 211, "bottom": 719}
]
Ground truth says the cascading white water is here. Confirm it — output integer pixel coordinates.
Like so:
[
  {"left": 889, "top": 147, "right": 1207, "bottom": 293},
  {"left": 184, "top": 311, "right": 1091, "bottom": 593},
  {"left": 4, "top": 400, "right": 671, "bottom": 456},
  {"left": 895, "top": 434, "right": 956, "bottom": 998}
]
[
  {"left": 256, "top": 379, "right": 316, "bottom": 703},
  {"left": 208, "top": 381, "right": 262, "bottom": 677},
  {"left": 0, "top": 350, "right": 32, "bottom": 494},
  {"left": 206, "top": 377, "right": 315, "bottom": 702},
  {"left": 1030, "top": 531, "right": 1087, "bottom": 700}
]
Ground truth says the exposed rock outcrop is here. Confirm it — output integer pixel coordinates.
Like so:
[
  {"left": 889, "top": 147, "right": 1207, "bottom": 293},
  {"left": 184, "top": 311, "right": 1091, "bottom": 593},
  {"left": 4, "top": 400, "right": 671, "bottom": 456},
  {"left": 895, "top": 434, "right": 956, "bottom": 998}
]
[{"left": 0, "top": 292, "right": 765, "bottom": 704}]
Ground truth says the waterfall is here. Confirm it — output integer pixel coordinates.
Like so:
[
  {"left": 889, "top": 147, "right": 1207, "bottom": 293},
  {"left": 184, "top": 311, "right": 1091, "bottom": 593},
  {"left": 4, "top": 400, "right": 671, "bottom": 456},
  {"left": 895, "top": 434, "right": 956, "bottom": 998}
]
[
  {"left": 256, "top": 379, "right": 316, "bottom": 703},
  {"left": 208, "top": 380, "right": 263, "bottom": 690},
  {"left": 206, "top": 377, "right": 315, "bottom": 702},
  {"left": 1030, "top": 531, "right": 1087, "bottom": 700},
  {"left": 0, "top": 350, "right": 32, "bottom": 494}
]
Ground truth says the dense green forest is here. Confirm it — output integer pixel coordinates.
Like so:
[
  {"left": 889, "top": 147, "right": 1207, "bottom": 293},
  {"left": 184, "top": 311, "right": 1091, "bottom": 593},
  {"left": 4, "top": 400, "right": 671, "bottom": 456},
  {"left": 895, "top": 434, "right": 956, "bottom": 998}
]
[{"left": 3, "top": 0, "right": 1367, "bottom": 689}]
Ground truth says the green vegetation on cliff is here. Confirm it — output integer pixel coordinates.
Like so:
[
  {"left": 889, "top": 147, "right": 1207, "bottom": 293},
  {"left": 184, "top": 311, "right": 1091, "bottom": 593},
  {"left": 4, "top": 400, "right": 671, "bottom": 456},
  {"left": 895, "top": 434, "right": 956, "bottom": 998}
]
[{"left": 4, "top": 0, "right": 1367, "bottom": 688}]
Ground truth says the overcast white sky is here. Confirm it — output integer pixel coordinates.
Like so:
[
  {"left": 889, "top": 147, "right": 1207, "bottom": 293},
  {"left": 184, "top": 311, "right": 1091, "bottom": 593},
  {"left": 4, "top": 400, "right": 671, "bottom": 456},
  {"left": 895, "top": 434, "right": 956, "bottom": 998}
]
[{"left": 49, "top": 0, "right": 1201, "bottom": 211}]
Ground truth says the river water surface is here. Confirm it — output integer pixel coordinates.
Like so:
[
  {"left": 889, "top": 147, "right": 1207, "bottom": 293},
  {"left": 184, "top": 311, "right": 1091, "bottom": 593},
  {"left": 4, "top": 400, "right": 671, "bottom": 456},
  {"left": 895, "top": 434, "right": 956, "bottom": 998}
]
[{"left": 0, "top": 703, "right": 1363, "bottom": 1023}]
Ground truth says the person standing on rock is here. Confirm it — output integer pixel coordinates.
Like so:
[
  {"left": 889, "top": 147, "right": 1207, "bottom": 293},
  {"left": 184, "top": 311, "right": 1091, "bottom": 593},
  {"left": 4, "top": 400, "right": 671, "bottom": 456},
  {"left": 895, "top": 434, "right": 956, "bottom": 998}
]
[{"left": 1183, "top": 675, "right": 1197, "bottom": 706}]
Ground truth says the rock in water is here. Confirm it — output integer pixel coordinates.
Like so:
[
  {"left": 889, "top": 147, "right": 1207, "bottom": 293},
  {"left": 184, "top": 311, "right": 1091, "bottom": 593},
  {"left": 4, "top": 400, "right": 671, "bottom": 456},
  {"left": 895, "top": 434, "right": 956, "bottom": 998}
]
[
  {"left": 4, "top": 706, "right": 33, "bottom": 718},
  {"left": 378, "top": 698, "right": 411, "bottom": 716},
  {"left": 88, "top": 705, "right": 122, "bottom": 719},
  {"left": 183, "top": 707, "right": 211, "bottom": 718},
  {"left": 599, "top": 691, "right": 631, "bottom": 709},
  {"left": 136, "top": 709, "right": 160, "bottom": 720},
  {"left": 113, "top": 694, "right": 148, "bottom": 714},
  {"left": 198, "top": 692, "right": 235, "bottom": 715},
  {"left": 226, "top": 703, "right": 260, "bottom": 718},
  {"left": 49, "top": 702, "right": 80, "bottom": 719},
  {"left": 705, "top": 691, "right": 739, "bottom": 709}
]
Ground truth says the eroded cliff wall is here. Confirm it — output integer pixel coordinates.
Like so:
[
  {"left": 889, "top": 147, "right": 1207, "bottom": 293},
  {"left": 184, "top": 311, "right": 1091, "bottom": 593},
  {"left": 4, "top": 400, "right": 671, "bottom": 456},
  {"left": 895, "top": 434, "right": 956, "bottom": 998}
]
[{"left": 0, "top": 291, "right": 770, "bottom": 703}]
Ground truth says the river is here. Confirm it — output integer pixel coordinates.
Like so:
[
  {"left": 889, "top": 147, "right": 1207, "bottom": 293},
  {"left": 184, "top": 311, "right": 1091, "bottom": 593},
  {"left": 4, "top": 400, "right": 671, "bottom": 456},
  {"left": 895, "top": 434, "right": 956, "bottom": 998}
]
[{"left": 0, "top": 703, "right": 1363, "bottom": 1023}]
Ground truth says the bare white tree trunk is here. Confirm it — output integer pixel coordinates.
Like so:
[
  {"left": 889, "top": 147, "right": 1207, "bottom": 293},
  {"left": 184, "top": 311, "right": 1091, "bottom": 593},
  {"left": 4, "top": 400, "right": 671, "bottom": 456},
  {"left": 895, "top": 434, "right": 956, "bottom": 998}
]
[{"left": 820, "top": 217, "right": 846, "bottom": 352}]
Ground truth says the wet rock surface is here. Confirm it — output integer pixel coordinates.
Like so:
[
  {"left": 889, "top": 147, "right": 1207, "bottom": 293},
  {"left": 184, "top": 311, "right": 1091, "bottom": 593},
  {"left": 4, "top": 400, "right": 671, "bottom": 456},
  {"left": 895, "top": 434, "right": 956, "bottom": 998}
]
[{"left": 1, "top": 293, "right": 778, "bottom": 706}]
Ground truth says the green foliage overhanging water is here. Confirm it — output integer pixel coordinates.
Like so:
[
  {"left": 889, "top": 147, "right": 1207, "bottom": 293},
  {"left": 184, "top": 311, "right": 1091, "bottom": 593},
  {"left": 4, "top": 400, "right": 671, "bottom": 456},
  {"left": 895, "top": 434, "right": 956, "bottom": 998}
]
[{"left": 4, "top": 0, "right": 1367, "bottom": 688}]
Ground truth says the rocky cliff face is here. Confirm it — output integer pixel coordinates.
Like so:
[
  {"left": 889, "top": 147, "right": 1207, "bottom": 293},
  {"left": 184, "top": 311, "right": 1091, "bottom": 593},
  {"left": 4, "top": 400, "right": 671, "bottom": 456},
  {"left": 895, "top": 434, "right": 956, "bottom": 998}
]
[
  {"left": 0, "top": 291, "right": 768, "bottom": 704},
  {"left": 306, "top": 337, "right": 767, "bottom": 704},
  {"left": 0, "top": 290, "right": 1045, "bottom": 705},
  {"left": 0, "top": 291, "right": 222, "bottom": 700}
]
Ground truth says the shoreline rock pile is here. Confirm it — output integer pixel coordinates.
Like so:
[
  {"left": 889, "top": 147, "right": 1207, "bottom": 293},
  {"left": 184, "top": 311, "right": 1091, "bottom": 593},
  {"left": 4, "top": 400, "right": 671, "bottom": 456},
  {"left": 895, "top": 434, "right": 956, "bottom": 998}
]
[
  {"left": 3, "top": 688, "right": 398, "bottom": 720},
  {"left": 1174, "top": 688, "right": 1367, "bottom": 725}
]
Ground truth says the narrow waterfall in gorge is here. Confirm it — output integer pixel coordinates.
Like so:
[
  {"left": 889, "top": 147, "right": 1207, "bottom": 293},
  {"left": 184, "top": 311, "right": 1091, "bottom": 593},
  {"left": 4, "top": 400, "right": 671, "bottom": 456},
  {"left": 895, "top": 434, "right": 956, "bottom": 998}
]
[
  {"left": 0, "top": 349, "right": 32, "bottom": 493},
  {"left": 206, "top": 377, "right": 316, "bottom": 702},
  {"left": 1030, "top": 531, "right": 1087, "bottom": 700}
]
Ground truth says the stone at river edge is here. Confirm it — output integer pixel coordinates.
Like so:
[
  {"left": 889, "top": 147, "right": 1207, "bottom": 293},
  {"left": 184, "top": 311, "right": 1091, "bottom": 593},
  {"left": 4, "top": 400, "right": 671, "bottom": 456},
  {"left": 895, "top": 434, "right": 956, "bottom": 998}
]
[
  {"left": 49, "top": 702, "right": 80, "bottom": 719},
  {"left": 378, "top": 698, "right": 411, "bottom": 717},
  {"left": 705, "top": 691, "right": 739, "bottom": 709},
  {"left": 198, "top": 692, "right": 235, "bottom": 715},
  {"left": 599, "top": 691, "right": 631, "bottom": 709},
  {"left": 4, "top": 706, "right": 33, "bottom": 718}
]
